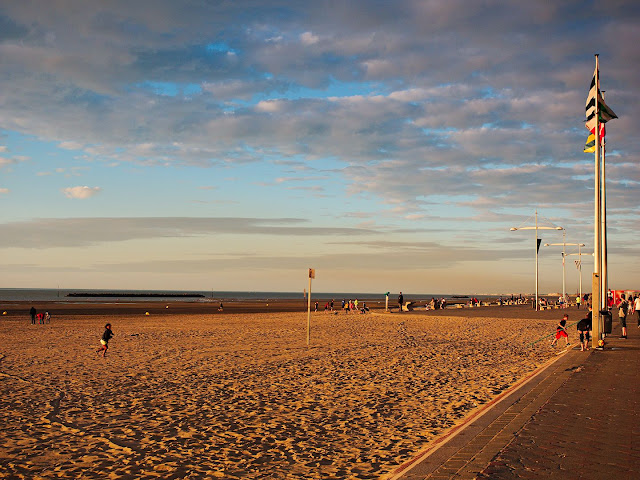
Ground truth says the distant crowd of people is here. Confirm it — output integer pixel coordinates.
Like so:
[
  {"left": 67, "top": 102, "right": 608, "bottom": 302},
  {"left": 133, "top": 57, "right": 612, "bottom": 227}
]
[
  {"left": 29, "top": 306, "right": 50, "bottom": 324},
  {"left": 339, "top": 299, "right": 369, "bottom": 314},
  {"left": 307, "top": 292, "right": 638, "bottom": 315},
  {"left": 426, "top": 297, "right": 448, "bottom": 310},
  {"left": 499, "top": 294, "right": 527, "bottom": 305},
  {"left": 314, "top": 299, "right": 370, "bottom": 314}
]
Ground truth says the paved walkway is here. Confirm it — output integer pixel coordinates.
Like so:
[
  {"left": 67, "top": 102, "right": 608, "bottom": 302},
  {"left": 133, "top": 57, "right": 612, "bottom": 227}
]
[{"left": 389, "top": 321, "right": 640, "bottom": 480}]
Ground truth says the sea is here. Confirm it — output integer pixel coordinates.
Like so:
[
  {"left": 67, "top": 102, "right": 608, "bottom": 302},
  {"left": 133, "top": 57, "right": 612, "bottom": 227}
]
[{"left": 0, "top": 288, "right": 516, "bottom": 304}]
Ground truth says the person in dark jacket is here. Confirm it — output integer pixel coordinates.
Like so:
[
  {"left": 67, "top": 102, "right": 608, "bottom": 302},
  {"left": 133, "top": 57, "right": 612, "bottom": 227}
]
[
  {"left": 96, "top": 323, "right": 114, "bottom": 357},
  {"left": 576, "top": 309, "right": 592, "bottom": 351},
  {"left": 618, "top": 294, "right": 629, "bottom": 339},
  {"left": 30, "top": 306, "right": 37, "bottom": 324}
]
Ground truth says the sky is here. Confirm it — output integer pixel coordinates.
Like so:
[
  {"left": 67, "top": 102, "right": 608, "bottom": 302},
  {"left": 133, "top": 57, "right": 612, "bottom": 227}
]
[{"left": 1, "top": 1, "right": 639, "bottom": 295}]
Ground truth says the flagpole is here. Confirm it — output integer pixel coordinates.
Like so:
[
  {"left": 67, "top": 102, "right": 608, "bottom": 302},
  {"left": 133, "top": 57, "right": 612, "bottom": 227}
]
[
  {"left": 535, "top": 209, "right": 539, "bottom": 311},
  {"left": 601, "top": 93, "right": 608, "bottom": 313},
  {"left": 592, "top": 54, "right": 602, "bottom": 346}
]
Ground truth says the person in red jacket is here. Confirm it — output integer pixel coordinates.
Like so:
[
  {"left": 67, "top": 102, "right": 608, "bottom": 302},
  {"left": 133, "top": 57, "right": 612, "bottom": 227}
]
[{"left": 551, "top": 314, "right": 570, "bottom": 348}]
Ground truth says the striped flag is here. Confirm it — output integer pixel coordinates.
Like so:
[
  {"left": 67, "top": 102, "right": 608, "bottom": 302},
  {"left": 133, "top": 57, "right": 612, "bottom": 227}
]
[{"left": 585, "top": 65, "right": 617, "bottom": 133}]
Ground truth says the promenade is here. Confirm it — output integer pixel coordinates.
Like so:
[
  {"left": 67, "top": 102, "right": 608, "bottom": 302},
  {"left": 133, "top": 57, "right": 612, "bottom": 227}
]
[{"left": 390, "top": 318, "right": 640, "bottom": 479}]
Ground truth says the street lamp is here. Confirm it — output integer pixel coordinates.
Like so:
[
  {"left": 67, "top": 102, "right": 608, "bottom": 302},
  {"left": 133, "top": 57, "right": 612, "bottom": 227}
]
[
  {"left": 544, "top": 236, "right": 585, "bottom": 307},
  {"left": 566, "top": 247, "right": 593, "bottom": 305},
  {"left": 511, "top": 210, "right": 563, "bottom": 311},
  {"left": 543, "top": 228, "right": 566, "bottom": 306}
]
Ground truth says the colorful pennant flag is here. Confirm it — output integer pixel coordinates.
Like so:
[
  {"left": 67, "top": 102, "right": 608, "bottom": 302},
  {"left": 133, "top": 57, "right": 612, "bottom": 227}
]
[
  {"left": 585, "top": 65, "right": 617, "bottom": 133},
  {"left": 584, "top": 134, "right": 595, "bottom": 153},
  {"left": 584, "top": 124, "right": 605, "bottom": 153}
]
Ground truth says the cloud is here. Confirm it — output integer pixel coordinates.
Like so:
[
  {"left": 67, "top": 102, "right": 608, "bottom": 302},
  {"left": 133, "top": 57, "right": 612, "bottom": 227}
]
[
  {"left": 300, "top": 31, "right": 319, "bottom": 46},
  {"left": 0, "top": 217, "right": 380, "bottom": 248},
  {"left": 274, "top": 176, "right": 323, "bottom": 184},
  {"left": 87, "top": 247, "right": 511, "bottom": 274},
  {"left": 201, "top": 78, "right": 288, "bottom": 101},
  {"left": 62, "top": 186, "right": 102, "bottom": 199},
  {"left": 58, "top": 141, "right": 84, "bottom": 150},
  {"left": 255, "top": 100, "right": 284, "bottom": 113}
]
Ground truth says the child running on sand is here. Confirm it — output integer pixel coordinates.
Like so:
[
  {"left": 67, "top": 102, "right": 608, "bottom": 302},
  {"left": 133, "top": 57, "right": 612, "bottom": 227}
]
[
  {"left": 96, "top": 323, "right": 114, "bottom": 357},
  {"left": 551, "top": 314, "right": 571, "bottom": 348}
]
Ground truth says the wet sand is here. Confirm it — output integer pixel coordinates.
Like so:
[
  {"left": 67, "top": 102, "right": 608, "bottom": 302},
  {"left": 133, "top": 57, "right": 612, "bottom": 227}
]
[
  {"left": 0, "top": 304, "right": 576, "bottom": 479},
  {"left": 2, "top": 298, "right": 566, "bottom": 318}
]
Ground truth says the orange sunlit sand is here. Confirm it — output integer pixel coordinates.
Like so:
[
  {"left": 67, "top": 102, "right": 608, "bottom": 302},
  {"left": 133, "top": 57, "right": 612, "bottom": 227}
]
[{"left": 0, "top": 303, "right": 568, "bottom": 479}]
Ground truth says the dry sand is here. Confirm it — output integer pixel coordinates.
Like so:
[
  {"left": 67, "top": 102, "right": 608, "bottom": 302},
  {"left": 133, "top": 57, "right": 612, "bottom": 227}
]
[{"left": 0, "top": 305, "right": 573, "bottom": 479}]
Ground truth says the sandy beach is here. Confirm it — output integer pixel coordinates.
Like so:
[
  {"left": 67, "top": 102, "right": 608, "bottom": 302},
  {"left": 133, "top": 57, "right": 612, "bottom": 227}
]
[{"left": 0, "top": 304, "right": 573, "bottom": 479}]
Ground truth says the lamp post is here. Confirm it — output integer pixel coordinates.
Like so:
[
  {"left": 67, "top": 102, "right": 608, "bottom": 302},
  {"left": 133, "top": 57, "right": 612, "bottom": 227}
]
[
  {"left": 566, "top": 248, "right": 593, "bottom": 305},
  {"left": 544, "top": 237, "right": 585, "bottom": 307},
  {"left": 511, "top": 210, "right": 563, "bottom": 311}
]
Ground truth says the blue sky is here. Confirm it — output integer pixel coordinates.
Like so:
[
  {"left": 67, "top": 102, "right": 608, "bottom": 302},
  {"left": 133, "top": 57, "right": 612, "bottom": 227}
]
[{"left": 1, "top": 1, "right": 639, "bottom": 294}]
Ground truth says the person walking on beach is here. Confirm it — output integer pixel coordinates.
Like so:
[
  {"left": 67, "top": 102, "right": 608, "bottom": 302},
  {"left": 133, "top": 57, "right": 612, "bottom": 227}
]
[
  {"left": 398, "top": 292, "right": 404, "bottom": 313},
  {"left": 617, "top": 294, "right": 629, "bottom": 339},
  {"left": 634, "top": 295, "right": 640, "bottom": 328},
  {"left": 576, "top": 295, "right": 581, "bottom": 309},
  {"left": 96, "top": 323, "right": 114, "bottom": 357},
  {"left": 30, "top": 306, "right": 36, "bottom": 324},
  {"left": 551, "top": 314, "right": 570, "bottom": 348}
]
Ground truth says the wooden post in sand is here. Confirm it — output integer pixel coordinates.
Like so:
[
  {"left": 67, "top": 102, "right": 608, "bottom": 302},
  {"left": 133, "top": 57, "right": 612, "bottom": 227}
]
[{"left": 307, "top": 268, "right": 315, "bottom": 346}]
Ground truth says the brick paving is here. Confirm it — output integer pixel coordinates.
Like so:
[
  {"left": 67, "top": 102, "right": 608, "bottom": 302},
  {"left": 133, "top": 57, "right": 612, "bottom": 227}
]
[{"left": 391, "top": 322, "right": 640, "bottom": 480}]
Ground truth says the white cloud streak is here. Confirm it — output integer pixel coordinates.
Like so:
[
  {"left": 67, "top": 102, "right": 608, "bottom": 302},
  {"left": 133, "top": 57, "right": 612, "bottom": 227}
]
[
  {"left": 62, "top": 186, "right": 102, "bottom": 199},
  {"left": 0, "top": 217, "right": 380, "bottom": 248}
]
